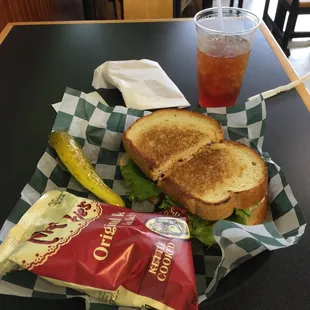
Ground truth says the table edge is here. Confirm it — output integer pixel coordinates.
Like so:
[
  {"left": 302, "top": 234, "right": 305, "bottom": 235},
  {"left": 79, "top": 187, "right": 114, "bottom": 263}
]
[
  {"left": 1, "top": 19, "right": 309, "bottom": 110},
  {"left": 259, "top": 22, "right": 310, "bottom": 111}
]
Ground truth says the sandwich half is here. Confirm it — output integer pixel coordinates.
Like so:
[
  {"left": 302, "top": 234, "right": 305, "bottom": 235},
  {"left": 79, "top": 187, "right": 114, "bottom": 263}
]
[
  {"left": 123, "top": 109, "right": 224, "bottom": 181},
  {"left": 158, "top": 141, "right": 268, "bottom": 221}
]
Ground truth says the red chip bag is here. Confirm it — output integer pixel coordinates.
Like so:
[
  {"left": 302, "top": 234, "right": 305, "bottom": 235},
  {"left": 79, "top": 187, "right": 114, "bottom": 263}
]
[{"left": 1, "top": 191, "right": 197, "bottom": 310}]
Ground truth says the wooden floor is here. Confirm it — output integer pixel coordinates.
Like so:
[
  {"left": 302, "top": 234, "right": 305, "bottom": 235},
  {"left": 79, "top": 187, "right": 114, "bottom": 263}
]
[
  {"left": 238, "top": 0, "right": 310, "bottom": 90},
  {"left": 123, "top": 0, "right": 173, "bottom": 19}
]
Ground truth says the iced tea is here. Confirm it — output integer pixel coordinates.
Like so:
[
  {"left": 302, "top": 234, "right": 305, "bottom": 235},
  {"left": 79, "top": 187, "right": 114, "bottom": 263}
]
[
  {"left": 198, "top": 39, "right": 250, "bottom": 107},
  {"left": 194, "top": 7, "right": 260, "bottom": 108}
]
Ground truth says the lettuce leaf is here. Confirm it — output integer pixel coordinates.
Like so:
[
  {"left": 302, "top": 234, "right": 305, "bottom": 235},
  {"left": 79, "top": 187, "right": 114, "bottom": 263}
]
[
  {"left": 158, "top": 196, "right": 216, "bottom": 247},
  {"left": 235, "top": 208, "right": 251, "bottom": 219},
  {"left": 231, "top": 204, "right": 260, "bottom": 224},
  {"left": 120, "top": 158, "right": 162, "bottom": 201},
  {"left": 226, "top": 212, "right": 247, "bottom": 225},
  {"left": 158, "top": 195, "right": 176, "bottom": 210},
  {"left": 188, "top": 213, "right": 216, "bottom": 246}
]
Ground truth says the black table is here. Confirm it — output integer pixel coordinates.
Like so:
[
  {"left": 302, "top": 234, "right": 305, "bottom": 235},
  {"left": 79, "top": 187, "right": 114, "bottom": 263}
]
[{"left": 0, "top": 20, "right": 310, "bottom": 310}]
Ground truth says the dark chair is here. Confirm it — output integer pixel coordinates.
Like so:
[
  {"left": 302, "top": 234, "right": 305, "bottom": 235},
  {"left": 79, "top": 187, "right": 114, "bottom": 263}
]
[
  {"left": 82, "top": 0, "right": 96, "bottom": 19},
  {"left": 83, "top": 0, "right": 122, "bottom": 20},
  {"left": 229, "top": 0, "right": 244, "bottom": 7},
  {"left": 108, "top": 0, "right": 123, "bottom": 20},
  {"left": 201, "top": 0, "right": 243, "bottom": 9},
  {"left": 263, "top": 0, "right": 310, "bottom": 57},
  {"left": 175, "top": 0, "right": 244, "bottom": 18}
]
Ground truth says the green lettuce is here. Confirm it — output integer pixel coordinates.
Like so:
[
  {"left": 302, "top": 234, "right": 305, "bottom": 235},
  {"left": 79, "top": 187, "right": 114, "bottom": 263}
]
[
  {"left": 229, "top": 204, "right": 260, "bottom": 224},
  {"left": 226, "top": 212, "right": 246, "bottom": 225},
  {"left": 120, "top": 158, "right": 162, "bottom": 201},
  {"left": 188, "top": 213, "right": 216, "bottom": 247},
  {"left": 235, "top": 208, "right": 252, "bottom": 218},
  {"left": 157, "top": 195, "right": 176, "bottom": 210}
]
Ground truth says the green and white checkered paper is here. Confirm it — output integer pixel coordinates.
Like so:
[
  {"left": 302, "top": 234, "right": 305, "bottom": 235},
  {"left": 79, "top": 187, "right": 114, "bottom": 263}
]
[{"left": 0, "top": 87, "right": 306, "bottom": 309}]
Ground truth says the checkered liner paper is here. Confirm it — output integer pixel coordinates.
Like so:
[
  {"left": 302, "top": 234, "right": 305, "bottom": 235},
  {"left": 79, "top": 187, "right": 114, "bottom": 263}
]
[{"left": 0, "top": 87, "right": 306, "bottom": 309}]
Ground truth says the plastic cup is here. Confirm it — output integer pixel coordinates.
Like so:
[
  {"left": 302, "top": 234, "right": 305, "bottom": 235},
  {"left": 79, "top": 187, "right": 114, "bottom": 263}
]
[{"left": 194, "top": 7, "right": 260, "bottom": 107}]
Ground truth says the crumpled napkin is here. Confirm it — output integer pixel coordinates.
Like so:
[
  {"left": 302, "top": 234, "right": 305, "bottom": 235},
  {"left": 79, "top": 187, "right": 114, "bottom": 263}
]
[{"left": 92, "top": 59, "right": 190, "bottom": 110}]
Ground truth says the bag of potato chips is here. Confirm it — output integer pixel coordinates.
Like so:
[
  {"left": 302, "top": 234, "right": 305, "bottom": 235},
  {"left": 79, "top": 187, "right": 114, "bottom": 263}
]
[{"left": 0, "top": 191, "right": 197, "bottom": 310}]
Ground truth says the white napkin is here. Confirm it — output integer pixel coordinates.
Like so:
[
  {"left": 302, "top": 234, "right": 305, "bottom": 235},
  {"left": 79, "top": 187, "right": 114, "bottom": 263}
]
[{"left": 92, "top": 59, "right": 190, "bottom": 110}]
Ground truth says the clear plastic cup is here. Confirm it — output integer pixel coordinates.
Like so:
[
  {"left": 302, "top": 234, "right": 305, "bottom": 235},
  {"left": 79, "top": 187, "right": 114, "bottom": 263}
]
[{"left": 194, "top": 7, "right": 260, "bottom": 107}]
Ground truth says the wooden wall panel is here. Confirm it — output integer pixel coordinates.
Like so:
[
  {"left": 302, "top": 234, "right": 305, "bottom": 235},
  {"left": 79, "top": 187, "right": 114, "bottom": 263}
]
[
  {"left": 123, "top": 0, "right": 173, "bottom": 19},
  {"left": 0, "top": 0, "right": 84, "bottom": 32}
]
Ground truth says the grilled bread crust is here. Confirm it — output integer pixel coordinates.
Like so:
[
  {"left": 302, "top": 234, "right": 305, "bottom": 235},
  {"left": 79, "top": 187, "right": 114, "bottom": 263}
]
[{"left": 245, "top": 196, "right": 268, "bottom": 225}]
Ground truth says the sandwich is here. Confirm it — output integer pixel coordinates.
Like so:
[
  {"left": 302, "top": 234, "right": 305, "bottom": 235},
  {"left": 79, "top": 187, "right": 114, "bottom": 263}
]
[{"left": 120, "top": 109, "right": 268, "bottom": 246}]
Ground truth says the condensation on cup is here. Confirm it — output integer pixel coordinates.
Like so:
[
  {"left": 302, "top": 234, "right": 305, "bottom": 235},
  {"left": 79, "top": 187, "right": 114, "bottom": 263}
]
[{"left": 194, "top": 7, "right": 260, "bottom": 107}]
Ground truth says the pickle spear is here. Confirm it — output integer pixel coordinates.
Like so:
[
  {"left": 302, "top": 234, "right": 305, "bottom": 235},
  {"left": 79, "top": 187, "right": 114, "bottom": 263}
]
[{"left": 49, "top": 131, "right": 125, "bottom": 207}]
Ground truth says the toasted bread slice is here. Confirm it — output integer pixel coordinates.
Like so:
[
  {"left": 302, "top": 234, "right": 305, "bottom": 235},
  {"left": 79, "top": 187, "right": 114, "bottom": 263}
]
[
  {"left": 122, "top": 109, "right": 223, "bottom": 181},
  {"left": 158, "top": 141, "right": 268, "bottom": 221},
  {"left": 245, "top": 196, "right": 268, "bottom": 225}
]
